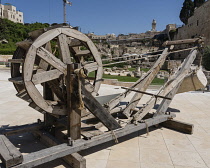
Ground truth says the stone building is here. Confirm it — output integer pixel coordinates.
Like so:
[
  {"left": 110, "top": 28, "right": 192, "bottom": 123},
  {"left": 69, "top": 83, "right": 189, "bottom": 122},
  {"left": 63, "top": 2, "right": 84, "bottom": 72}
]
[
  {"left": 174, "top": 0, "right": 210, "bottom": 46},
  {"left": 0, "top": 3, "right": 24, "bottom": 24}
]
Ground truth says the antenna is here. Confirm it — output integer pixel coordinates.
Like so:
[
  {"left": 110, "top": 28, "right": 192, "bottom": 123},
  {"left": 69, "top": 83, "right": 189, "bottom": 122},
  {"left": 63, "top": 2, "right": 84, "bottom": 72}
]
[{"left": 63, "top": 0, "right": 72, "bottom": 24}]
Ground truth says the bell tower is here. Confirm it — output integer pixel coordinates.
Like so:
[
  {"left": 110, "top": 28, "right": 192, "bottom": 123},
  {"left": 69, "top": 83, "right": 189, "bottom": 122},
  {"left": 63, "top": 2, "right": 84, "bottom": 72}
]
[{"left": 152, "top": 19, "right": 156, "bottom": 32}]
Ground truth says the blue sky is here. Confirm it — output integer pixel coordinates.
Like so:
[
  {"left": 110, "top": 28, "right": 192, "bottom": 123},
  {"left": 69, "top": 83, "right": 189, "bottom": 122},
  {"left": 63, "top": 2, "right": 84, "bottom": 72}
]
[{"left": 2, "top": 0, "right": 184, "bottom": 35}]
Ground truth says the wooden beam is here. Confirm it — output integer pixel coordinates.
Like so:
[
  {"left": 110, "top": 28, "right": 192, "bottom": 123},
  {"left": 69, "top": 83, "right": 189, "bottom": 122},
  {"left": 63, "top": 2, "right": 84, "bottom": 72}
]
[
  {"left": 58, "top": 34, "right": 71, "bottom": 64},
  {"left": 163, "top": 38, "right": 204, "bottom": 46},
  {"left": 82, "top": 85, "right": 121, "bottom": 130},
  {"left": 12, "top": 114, "right": 175, "bottom": 168},
  {"left": 67, "top": 64, "right": 81, "bottom": 140},
  {"left": 0, "top": 123, "right": 43, "bottom": 136},
  {"left": 0, "top": 135, "right": 23, "bottom": 168},
  {"left": 33, "top": 130, "right": 86, "bottom": 168},
  {"left": 160, "top": 119, "right": 194, "bottom": 134},
  {"left": 37, "top": 47, "right": 67, "bottom": 75},
  {"left": 32, "top": 69, "right": 63, "bottom": 85}
]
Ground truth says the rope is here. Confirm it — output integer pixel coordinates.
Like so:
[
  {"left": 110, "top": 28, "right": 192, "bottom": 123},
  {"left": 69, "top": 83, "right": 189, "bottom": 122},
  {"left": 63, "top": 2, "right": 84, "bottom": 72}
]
[
  {"left": 111, "top": 130, "right": 119, "bottom": 144},
  {"left": 74, "top": 68, "right": 86, "bottom": 110}
]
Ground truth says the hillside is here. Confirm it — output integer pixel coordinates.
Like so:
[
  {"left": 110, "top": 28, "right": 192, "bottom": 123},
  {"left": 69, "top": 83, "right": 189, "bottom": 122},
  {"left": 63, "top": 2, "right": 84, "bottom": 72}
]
[{"left": 0, "top": 19, "right": 50, "bottom": 55}]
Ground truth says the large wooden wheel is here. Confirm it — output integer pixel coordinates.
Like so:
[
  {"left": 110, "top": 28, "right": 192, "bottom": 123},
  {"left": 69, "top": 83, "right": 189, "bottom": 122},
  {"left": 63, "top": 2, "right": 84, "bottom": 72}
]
[{"left": 9, "top": 26, "right": 103, "bottom": 115}]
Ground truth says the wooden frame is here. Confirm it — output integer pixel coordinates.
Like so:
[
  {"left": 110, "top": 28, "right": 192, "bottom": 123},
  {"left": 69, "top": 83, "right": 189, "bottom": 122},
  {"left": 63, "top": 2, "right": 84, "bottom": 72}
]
[{"left": 1, "top": 27, "right": 206, "bottom": 168}]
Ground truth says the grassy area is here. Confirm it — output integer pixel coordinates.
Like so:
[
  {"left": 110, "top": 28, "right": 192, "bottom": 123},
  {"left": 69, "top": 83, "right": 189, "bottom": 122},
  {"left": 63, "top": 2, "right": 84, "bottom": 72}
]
[{"left": 88, "top": 72, "right": 164, "bottom": 85}]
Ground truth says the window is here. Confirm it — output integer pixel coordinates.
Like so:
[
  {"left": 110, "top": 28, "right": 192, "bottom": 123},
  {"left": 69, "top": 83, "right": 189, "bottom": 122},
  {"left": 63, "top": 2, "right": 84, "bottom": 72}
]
[{"left": 197, "top": 20, "right": 199, "bottom": 26}]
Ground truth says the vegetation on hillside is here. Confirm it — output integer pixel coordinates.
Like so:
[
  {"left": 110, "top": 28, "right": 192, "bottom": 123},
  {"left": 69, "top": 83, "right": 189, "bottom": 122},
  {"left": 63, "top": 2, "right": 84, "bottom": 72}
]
[
  {"left": 0, "top": 19, "right": 49, "bottom": 55},
  {"left": 179, "top": 0, "right": 205, "bottom": 25},
  {"left": 202, "top": 46, "right": 210, "bottom": 71}
]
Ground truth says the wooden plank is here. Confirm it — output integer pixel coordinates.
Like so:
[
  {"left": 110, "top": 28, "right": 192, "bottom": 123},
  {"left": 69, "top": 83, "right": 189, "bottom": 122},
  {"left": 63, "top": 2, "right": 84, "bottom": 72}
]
[
  {"left": 37, "top": 47, "right": 67, "bottom": 75},
  {"left": 160, "top": 119, "right": 194, "bottom": 134},
  {"left": 0, "top": 135, "right": 23, "bottom": 168},
  {"left": 58, "top": 34, "right": 71, "bottom": 64},
  {"left": 32, "top": 69, "right": 63, "bottom": 85},
  {"left": 8, "top": 59, "right": 24, "bottom": 64},
  {"left": 82, "top": 85, "right": 121, "bottom": 130},
  {"left": 33, "top": 130, "right": 86, "bottom": 168},
  {"left": 0, "top": 123, "right": 43, "bottom": 136},
  {"left": 13, "top": 114, "right": 175, "bottom": 168},
  {"left": 8, "top": 77, "right": 23, "bottom": 84}
]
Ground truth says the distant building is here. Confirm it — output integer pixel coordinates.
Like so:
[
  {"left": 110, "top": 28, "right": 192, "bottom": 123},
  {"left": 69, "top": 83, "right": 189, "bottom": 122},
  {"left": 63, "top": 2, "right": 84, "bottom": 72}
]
[
  {"left": 151, "top": 19, "right": 156, "bottom": 32},
  {"left": 0, "top": 3, "right": 24, "bottom": 24}
]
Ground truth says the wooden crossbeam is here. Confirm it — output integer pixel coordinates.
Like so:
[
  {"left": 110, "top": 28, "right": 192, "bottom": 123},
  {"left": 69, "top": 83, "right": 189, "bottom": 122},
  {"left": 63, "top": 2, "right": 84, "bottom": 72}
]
[{"left": 11, "top": 114, "right": 175, "bottom": 168}]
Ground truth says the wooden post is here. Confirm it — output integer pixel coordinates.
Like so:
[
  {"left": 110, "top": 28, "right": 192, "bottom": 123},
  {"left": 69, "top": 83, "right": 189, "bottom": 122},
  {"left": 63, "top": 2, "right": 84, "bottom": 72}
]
[{"left": 67, "top": 64, "right": 81, "bottom": 140}]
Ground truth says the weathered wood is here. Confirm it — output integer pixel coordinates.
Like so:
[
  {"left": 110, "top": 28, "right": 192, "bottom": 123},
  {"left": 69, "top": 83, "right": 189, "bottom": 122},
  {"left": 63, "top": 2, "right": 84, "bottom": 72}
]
[
  {"left": 33, "top": 130, "right": 86, "bottom": 168},
  {"left": 0, "top": 135, "right": 23, "bottom": 168},
  {"left": 12, "top": 114, "right": 175, "bottom": 168},
  {"left": 37, "top": 47, "right": 67, "bottom": 75},
  {"left": 0, "top": 123, "right": 43, "bottom": 136},
  {"left": 82, "top": 85, "right": 121, "bottom": 130},
  {"left": 61, "top": 28, "right": 89, "bottom": 42},
  {"left": 163, "top": 38, "right": 204, "bottom": 46},
  {"left": 23, "top": 45, "right": 37, "bottom": 82},
  {"left": 8, "top": 77, "right": 23, "bottom": 84},
  {"left": 58, "top": 34, "right": 71, "bottom": 64},
  {"left": 132, "top": 49, "right": 198, "bottom": 122},
  {"left": 106, "top": 50, "right": 169, "bottom": 111},
  {"left": 122, "top": 48, "right": 169, "bottom": 117},
  {"left": 67, "top": 64, "right": 81, "bottom": 140},
  {"left": 8, "top": 59, "right": 24, "bottom": 64},
  {"left": 32, "top": 28, "right": 61, "bottom": 48},
  {"left": 160, "top": 119, "right": 194, "bottom": 134},
  {"left": 32, "top": 69, "right": 63, "bottom": 85}
]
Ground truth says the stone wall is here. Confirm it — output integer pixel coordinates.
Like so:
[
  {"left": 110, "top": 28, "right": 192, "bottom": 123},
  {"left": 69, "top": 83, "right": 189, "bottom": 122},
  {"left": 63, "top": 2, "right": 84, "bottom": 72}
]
[{"left": 174, "top": 0, "right": 210, "bottom": 46}]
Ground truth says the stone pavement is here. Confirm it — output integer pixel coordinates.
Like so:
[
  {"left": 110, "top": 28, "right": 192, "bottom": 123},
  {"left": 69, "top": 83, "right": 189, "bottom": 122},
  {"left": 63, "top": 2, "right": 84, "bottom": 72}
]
[{"left": 0, "top": 69, "right": 210, "bottom": 168}]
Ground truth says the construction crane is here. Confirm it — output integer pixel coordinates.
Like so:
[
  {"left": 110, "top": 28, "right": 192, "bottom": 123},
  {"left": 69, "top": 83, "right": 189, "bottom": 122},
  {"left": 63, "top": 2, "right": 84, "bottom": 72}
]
[{"left": 63, "top": 0, "right": 72, "bottom": 24}]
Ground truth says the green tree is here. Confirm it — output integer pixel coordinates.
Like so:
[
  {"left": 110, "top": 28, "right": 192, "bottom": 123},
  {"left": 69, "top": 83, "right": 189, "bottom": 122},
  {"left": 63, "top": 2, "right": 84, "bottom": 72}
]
[
  {"left": 194, "top": 0, "right": 205, "bottom": 8},
  {"left": 179, "top": 0, "right": 194, "bottom": 25},
  {"left": 202, "top": 46, "right": 210, "bottom": 71}
]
